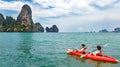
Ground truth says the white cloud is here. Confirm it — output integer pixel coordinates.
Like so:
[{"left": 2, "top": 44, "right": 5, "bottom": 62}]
[
  {"left": 0, "top": 0, "right": 24, "bottom": 11},
  {"left": 93, "top": 0, "right": 117, "bottom": 7},
  {"left": 32, "top": 0, "right": 96, "bottom": 16}
]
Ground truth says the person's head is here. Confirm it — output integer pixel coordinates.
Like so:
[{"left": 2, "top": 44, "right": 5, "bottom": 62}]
[
  {"left": 97, "top": 45, "right": 101, "bottom": 50},
  {"left": 81, "top": 44, "right": 85, "bottom": 48}
]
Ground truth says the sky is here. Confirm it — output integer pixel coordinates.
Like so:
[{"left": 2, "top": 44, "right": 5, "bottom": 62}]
[{"left": 0, "top": 0, "right": 120, "bottom": 32}]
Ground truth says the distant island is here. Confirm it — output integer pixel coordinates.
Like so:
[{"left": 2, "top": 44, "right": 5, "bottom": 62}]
[
  {"left": 0, "top": 4, "right": 59, "bottom": 32},
  {"left": 99, "top": 29, "right": 109, "bottom": 33},
  {"left": 99, "top": 27, "right": 120, "bottom": 33}
]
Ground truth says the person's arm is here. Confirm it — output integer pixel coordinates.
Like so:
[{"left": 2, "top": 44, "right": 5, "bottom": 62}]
[
  {"left": 101, "top": 52, "right": 104, "bottom": 56},
  {"left": 92, "top": 50, "right": 99, "bottom": 56},
  {"left": 79, "top": 48, "right": 84, "bottom": 52}
]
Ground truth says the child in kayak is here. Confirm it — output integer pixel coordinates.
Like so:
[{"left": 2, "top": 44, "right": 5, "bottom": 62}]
[
  {"left": 91, "top": 45, "right": 104, "bottom": 56},
  {"left": 76, "top": 44, "right": 87, "bottom": 54}
]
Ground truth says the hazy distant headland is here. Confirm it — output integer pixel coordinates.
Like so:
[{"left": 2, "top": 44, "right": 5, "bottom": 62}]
[
  {"left": 98, "top": 27, "right": 120, "bottom": 33},
  {"left": 88, "top": 28, "right": 120, "bottom": 33},
  {"left": 0, "top": 4, "right": 59, "bottom": 32}
]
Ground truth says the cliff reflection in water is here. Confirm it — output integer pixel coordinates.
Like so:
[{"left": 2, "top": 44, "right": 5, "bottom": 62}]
[{"left": 17, "top": 33, "right": 34, "bottom": 58}]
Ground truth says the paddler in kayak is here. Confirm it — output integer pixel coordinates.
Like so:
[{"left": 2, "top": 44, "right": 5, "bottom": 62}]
[
  {"left": 76, "top": 44, "right": 87, "bottom": 54},
  {"left": 90, "top": 45, "right": 104, "bottom": 56}
]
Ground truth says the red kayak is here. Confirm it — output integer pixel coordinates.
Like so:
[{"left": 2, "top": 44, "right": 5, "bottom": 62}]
[{"left": 66, "top": 48, "right": 119, "bottom": 63}]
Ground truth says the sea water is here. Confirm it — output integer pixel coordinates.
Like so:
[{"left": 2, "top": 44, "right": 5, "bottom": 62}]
[{"left": 0, "top": 32, "right": 120, "bottom": 67}]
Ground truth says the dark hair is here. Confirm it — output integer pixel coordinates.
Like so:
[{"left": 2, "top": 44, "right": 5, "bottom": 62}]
[
  {"left": 97, "top": 45, "right": 101, "bottom": 50},
  {"left": 82, "top": 44, "right": 85, "bottom": 46}
]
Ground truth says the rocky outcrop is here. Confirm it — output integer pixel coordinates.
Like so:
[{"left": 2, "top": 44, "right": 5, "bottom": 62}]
[
  {"left": 17, "top": 4, "right": 33, "bottom": 26},
  {"left": 46, "top": 25, "right": 59, "bottom": 32},
  {"left": 33, "top": 23, "right": 44, "bottom": 32},
  {"left": 51, "top": 25, "right": 59, "bottom": 32},
  {"left": 114, "top": 27, "right": 120, "bottom": 32},
  {"left": 0, "top": 13, "right": 5, "bottom": 25}
]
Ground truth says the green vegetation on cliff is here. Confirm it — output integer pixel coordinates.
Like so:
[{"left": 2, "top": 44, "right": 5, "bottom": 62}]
[
  {"left": 0, "top": 15, "right": 35, "bottom": 32},
  {"left": 0, "top": 4, "right": 44, "bottom": 32}
]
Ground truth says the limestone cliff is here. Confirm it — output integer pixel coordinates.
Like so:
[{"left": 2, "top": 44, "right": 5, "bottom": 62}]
[
  {"left": 17, "top": 4, "right": 33, "bottom": 26},
  {"left": 0, "top": 13, "right": 5, "bottom": 25},
  {"left": 0, "top": 4, "right": 59, "bottom": 32}
]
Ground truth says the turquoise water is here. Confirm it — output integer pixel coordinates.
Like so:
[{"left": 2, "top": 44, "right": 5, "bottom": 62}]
[{"left": 0, "top": 32, "right": 120, "bottom": 67}]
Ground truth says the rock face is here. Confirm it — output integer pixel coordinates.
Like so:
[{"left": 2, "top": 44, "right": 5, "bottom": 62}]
[
  {"left": 46, "top": 27, "right": 51, "bottom": 32},
  {"left": 0, "top": 13, "right": 5, "bottom": 25},
  {"left": 46, "top": 25, "right": 59, "bottom": 32},
  {"left": 51, "top": 25, "right": 59, "bottom": 32},
  {"left": 17, "top": 4, "right": 33, "bottom": 26},
  {"left": 0, "top": 13, "right": 4, "bottom": 31},
  {"left": 33, "top": 23, "right": 44, "bottom": 32},
  {"left": 114, "top": 27, "right": 120, "bottom": 32}
]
